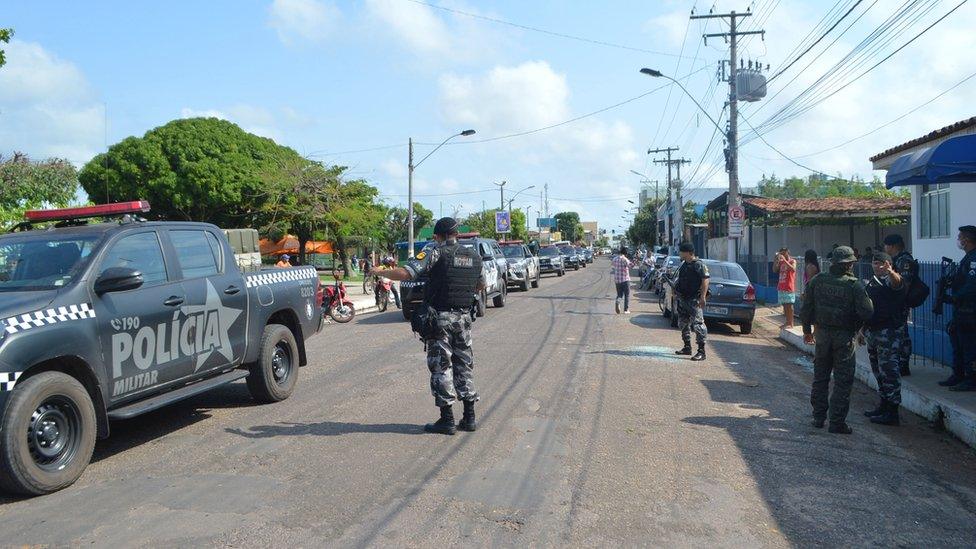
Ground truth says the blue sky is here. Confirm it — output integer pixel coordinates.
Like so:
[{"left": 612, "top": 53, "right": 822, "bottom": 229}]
[{"left": 3, "top": 0, "right": 974, "bottom": 233}]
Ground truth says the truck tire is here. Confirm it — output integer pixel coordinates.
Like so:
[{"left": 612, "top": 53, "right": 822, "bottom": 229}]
[
  {"left": 557, "top": 269, "right": 564, "bottom": 277},
  {"left": 247, "top": 324, "right": 300, "bottom": 403},
  {"left": 518, "top": 278, "right": 529, "bottom": 292},
  {"left": 0, "top": 371, "right": 97, "bottom": 496},
  {"left": 574, "top": 264, "right": 579, "bottom": 271},
  {"left": 740, "top": 321, "right": 754, "bottom": 335},
  {"left": 492, "top": 284, "right": 507, "bottom": 308},
  {"left": 531, "top": 271, "right": 540, "bottom": 288}
]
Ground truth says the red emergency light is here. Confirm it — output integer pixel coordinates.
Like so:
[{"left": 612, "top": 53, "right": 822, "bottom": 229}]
[{"left": 24, "top": 201, "right": 151, "bottom": 222}]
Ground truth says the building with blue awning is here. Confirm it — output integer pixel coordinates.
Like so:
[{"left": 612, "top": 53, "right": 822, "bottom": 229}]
[{"left": 871, "top": 116, "right": 976, "bottom": 263}]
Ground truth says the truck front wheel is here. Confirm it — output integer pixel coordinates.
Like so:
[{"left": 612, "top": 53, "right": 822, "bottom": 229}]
[
  {"left": 0, "top": 371, "right": 97, "bottom": 496},
  {"left": 247, "top": 324, "right": 300, "bottom": 403}
]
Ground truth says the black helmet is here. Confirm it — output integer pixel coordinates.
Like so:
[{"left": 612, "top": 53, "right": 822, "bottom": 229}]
[{"left": 433, "top": 217, "right": 460, "bottom": 236}]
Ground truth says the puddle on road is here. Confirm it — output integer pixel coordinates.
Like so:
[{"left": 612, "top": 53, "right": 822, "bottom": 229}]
[{"left": 793, "top": 356, "right": 814, "bottom": 372}]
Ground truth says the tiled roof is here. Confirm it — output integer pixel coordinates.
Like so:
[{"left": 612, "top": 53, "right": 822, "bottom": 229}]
[
  {"left": 869, "top": 116, "right": 976, "bottom": 162},
  {"left": 743, "top": 197, "right": 910, "bottom": 214}
]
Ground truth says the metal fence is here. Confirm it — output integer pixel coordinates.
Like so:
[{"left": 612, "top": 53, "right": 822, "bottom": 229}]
[{"left": 739, "top": 255, "right": 954, "bottom": 370}]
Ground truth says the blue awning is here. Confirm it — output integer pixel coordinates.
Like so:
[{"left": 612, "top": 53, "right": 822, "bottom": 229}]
[{"left": 886, "top": 134, "right": 976, "bottom": 188}]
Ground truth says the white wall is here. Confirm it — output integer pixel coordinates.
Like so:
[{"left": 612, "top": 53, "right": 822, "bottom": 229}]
[
  {"left": 707, "top": 222, "right": 909, "bottom": 261},
  {"left": 912, "top": 182, "right": 976, "bottom": 263}
]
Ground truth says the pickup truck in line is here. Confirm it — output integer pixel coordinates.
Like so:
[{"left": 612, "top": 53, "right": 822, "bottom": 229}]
[{"left": 0, "top": 202, "right": 323, "bottom": 495}]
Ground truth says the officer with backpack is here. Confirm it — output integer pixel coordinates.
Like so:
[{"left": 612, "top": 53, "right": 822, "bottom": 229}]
[
  {"left": 884, "top": 234, "right": 925, "bottom": 376},
  {"left": 376, "top": 217, "right": 486, "bottom": 434},
  {"left": 861, "top": 252, "right": 907, "bottom": 426}
]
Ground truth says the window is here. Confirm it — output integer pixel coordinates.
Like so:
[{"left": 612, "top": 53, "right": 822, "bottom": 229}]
[
  {"left": 920, "top": 183, "right": 950, "bottom": 239},
  {"left": 170, "top": 230, "right": 221, "bottom": 279},
  {"left": 0, "top": 235, "right": 101, "bottom": 292},
  {"left": 100, "top": 232, "right": 168, "bottom": 286}
]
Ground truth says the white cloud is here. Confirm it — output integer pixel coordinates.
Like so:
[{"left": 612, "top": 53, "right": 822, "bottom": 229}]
[
  {"left": 268, "top": 0, "right": 340, "bottom": 45},
  {"left": 0, "top": 40, "right": 103, "bottom": 164},
  {"left": 365, "top": 0, "right": 452, "bottom": 56}
]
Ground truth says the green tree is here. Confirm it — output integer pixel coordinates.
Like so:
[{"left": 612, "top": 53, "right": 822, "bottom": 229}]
[
  {"left": 79, "top": 118, "right": 302, "bottom": 228},
  {"left": 554, "top": 211, "right": 582, "bottom": 242},
  {"left": 626, "top": 201, "right": 661, "bottom": 247},
  {"left": 756, "top": 173, "right": 907, "bottom": 199},
  {"left": 0, "top": 153, "right": 79, "bottom": 229},
  {"left": 461, "top": 209, "right": 527, "bottom": 241},
  {"left": 379, "top": 202, "right": 433, "bottom": 253},
  {"left": 0, "top": 28, "right": 12, "bottom": 69}
]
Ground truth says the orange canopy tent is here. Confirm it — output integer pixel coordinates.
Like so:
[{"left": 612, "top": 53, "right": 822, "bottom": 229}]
[{"left": 259, "top": 235, "right": 334, "bottom": 256}]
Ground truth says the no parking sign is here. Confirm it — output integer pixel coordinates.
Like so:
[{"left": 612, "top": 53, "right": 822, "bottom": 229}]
[{"left": 728, "top": 205, "right": 745, "bottom": 238}]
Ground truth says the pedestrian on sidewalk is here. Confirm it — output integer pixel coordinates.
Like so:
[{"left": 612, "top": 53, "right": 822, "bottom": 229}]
[
  {"left": 941, "top": 225, "right": 976, "bottom": 391},
  {"left": 773, "top": 247, "right": 797, "bottom": 328},
  {"left": 374, "top": 217, "right": 485, "bottom": 435},
  {"left": 862, "top": 252, "right": 907, "bottom": 426},
  {"left": 611, "top": 246, "right": 633, "bottom": 314},
  {"left": 804, "top": 249, "right": 821, "bottom": 285},
  {"left": 884, "top": 234, "right": 917, "bottom": 377},
  {"left": 674, "top": 242, "right": 709, "bottom": 362},
  {"left": 801, "top": 246, "right": 874, "bottom": 434}
]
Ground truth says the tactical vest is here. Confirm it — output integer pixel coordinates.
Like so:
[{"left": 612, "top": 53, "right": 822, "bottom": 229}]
[
  {"left": 676, "top": 260, "right": 704, "bottom": 298},
  {"left": 812, "top": 270, "right": 861, "bottom": 329},
  {"left": 425, "top": 243, "right": 483, "bottom": 311},
  {"left": 952, "top": 250, "right": 976, "bottom": 314},
  {"left": 865, "top": 278, "right": 906, "bottom": 329}
]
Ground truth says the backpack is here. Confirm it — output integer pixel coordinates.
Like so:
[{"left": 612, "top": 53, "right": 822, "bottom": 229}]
[{"left": 903, "top": 258, "right": 930, "bottom": 308}]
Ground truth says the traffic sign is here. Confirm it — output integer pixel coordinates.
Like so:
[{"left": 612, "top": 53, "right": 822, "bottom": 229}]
[
  {"left": 728, "top": 205, "right": 745, "bottom": 238},
  {"left": 537, "top": 217, "right": 558, "bottom": 229},
  {"left": 495, "top": 210, "right": 512, "bottom": 233}
]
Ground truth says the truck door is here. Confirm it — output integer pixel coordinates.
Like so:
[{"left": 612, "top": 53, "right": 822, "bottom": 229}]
[
  {"left": 92, "top": 230, "right": 187, "bottom": 403},
  {"left": 167, "top": 228, "right": 247, "bottom": 377}
]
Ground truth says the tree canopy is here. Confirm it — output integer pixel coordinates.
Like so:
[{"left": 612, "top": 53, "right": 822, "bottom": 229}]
[
  {"left": 626, "top": 201, "right": 660, "bottom": 247},
  {"left": 554, "top": 211, "right": 582, "bottom": 242},
  {"left": 756, "top": 173, "right": 906, "bottom": 199},
  {"left": 79, "top": 117, "right": 303, "bottom": 228},
  {"left": 379, "top": 203, "right": 433, "bottom": 253},
  {"left": 0, "top": 28, "right": 12, "bottom": 69},
  {"left": 0, "top": 153, "right": 78, "bottom": 229}
]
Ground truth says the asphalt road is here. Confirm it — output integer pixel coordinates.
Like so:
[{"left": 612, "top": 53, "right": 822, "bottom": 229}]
[{"left": 2, "top": 257, "right": 975, "bottom": 547}]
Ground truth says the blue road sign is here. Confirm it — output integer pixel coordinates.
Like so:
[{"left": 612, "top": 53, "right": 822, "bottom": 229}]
[
  {"left": 495, "top": 210, "right": 511, "bottom": 233},
  {"left": 537, "top": 217, "right": 558, "bottom": 229}
]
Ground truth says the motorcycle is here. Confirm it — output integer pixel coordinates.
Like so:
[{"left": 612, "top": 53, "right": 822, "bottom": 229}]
[
  {"left": 373, "top": 274, "right": 393, "bottom": 312},
  {"left": 323, "top": 276, "right": 356, "bottom": 323}
]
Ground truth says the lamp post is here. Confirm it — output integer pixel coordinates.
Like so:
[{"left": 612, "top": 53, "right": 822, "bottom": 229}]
[
  {"left": 505, "top": 185, "right": 536, "bottom": 211},
  {"left": 408, "top": 129, "right": 476, "bottom": 257}
]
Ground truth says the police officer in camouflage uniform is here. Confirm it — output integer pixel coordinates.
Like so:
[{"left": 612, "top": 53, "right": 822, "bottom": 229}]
[
  {"left": 674, "top": 242, "right": 709, "bottom": 362},
  {"left": 941, "top": 225, "right": 976, "bottom": 392},
  {"left": 800, "top": 246, "right": 874, "bottom": 434},
  {"left": 883, "top": 234, "right": 916, "bottom": 376},
  {"left": 861, "top": 252, "right": 907, "bottom": 426},
  {"left": 379, "top": 217, "right": 486, "bottom": 435}
]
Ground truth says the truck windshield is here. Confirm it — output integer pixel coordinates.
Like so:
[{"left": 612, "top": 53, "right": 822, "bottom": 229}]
[
  {"left": 501, "top": 247, "right": 524, "bottom": 258},
  {"left": 539, "top": 247, "right": 560, "bottom": 257},
  {"left": 0, "top": 235, "right": 101, "bottom": 292}
]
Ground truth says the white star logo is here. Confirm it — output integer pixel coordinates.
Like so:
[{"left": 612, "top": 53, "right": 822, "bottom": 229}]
[{"left": 176, "top": 280, "right": 243, "bottom": 371}]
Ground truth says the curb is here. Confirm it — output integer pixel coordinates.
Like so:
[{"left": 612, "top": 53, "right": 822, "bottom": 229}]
[{"left": 774, "top": 322, "right": 976, "bottom": 449}]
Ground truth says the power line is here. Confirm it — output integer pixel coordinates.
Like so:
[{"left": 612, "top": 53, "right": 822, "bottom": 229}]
[
  {"left": 402, "top": 0, "right": 699, "bottom": 59},
  {"left": 767, "top": 0, "right": 864, "bottom": 83},
  {"left": 739, "top": 112, "right": 846, "bottom": 180}
]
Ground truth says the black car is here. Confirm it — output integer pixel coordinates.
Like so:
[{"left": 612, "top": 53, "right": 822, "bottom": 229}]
[{"left": 537, "top": 246, "right": 566, "bottom": 276}]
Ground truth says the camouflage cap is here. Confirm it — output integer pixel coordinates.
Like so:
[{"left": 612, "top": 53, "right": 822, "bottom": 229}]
[{"left": 831, "top": 245, "right": 856, "bottom": 264}]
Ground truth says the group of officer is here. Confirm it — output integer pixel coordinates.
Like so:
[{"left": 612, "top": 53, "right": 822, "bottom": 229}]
[{"left": 801, "top": 226, "right": 976, "bottom": 435}]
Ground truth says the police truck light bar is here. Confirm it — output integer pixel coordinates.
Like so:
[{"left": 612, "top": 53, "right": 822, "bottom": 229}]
[{"left": 24, "top": 201, "right": 151, "bottom": 222}]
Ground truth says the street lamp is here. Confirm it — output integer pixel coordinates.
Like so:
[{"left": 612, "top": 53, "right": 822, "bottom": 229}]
[
  {"left": 408, "top": 129, "right": 476, "bottom": 257},
  {"left": 505, "top": 185, "right": 536, "bottom": 211},
  {"left": 640, "top": 69, "right": 724, "bottom": 136}
]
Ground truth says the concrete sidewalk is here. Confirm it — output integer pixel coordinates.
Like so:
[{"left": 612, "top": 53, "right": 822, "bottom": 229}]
[{"left": 755, "top": 307, "right": 976, "bottom": 448}]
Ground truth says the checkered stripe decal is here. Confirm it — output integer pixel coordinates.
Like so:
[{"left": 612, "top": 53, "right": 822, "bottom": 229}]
[
  {"left": 0, "top": 372, "right": 22, "bottom": 392},
  {"left": 244, "top": 266, "right": 318, "bottom": 288},
  {"left": 3, "top": 304, "right": 96, "bottom": 334}
]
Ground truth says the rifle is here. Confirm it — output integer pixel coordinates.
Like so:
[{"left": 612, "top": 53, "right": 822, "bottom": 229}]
[{"left": 933, "top": 257, "right": 958, "bottom": 315}]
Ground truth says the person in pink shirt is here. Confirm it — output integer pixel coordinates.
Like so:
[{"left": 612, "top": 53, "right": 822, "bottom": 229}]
[{"left": 774, "top": 247, "right": 798, "bottom": 328}]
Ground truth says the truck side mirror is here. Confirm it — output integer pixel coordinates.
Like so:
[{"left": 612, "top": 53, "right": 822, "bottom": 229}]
[{"left": 94, "top": 267, "right": 144, "bottom": 294}]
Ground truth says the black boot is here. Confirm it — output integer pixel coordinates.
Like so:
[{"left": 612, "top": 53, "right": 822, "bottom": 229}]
[
  {"left": 691, "top": 347, "right": 706, "bottom": 361},
  {"left": 424, "top": 405, "right": 457, "bottom": 435},
  {"left": 938, "top": 374, "right": 963, "bottom": 387},
  {"left": 863, "top": 400, "right": 885, "bottom": 418},
  {"left": 457, "top": 400, "right": 477, "bottom": 432},
  {"left": 811, "top": 417, "right": 825, "bottom": 429},
  {"left": 869, "top": 402, "right": 900, "bottom": 426},
  {"left": 675, "top": 343, "right": 692, "bottom": 355},
  {"left": 828, "top": 422, "right": 853, "bottom": 434}
]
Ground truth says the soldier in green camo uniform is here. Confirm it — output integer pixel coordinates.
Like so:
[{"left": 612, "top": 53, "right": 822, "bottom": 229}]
[
  {"left": 800, "top": 246, "right": 874, "bottom": 434},
  {"left": 861, "top": 252, "right": 907, "bottom": 426}
]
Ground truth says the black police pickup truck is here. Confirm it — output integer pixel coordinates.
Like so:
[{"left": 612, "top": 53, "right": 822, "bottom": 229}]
[{"left": 0, "top": 202, "right": 323, "bottom": 495}]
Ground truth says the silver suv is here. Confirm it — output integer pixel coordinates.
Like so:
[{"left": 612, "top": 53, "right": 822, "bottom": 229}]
[{"left": 501, "top": 242, "right": 540, "bottom": 291}]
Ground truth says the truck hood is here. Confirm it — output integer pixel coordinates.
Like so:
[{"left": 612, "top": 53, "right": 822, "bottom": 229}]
[{"left": 0, "top": 291, "right": 59, "bottom": 322}]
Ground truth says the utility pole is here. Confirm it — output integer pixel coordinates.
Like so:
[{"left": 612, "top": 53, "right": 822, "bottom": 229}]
[
  {"left": 494, "top": 180, "right": 506, "bottom": 210},
  {"left": 407, "top": 138, "right": 414, "bottom": 257},
  {"left": 673, "top": 158, "right": 691, "bottom": 247},
  {"left": 650, "top": 146, "right": 688, "bottom": 252},
  {"left": 544, "top": 183, "right": 550, "bottom": 218},
  {"left": 691, "top": 8, "right": 764, "bottom": 261}
]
